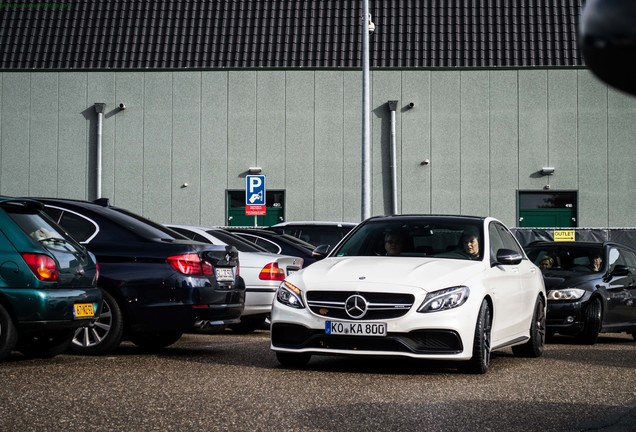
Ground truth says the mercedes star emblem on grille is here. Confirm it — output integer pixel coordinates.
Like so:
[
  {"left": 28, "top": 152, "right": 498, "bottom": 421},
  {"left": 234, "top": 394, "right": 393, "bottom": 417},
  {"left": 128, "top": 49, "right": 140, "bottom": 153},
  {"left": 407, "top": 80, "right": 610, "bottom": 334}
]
[{"left": 345, "top": 294, "right": 368, "bottom": 319}]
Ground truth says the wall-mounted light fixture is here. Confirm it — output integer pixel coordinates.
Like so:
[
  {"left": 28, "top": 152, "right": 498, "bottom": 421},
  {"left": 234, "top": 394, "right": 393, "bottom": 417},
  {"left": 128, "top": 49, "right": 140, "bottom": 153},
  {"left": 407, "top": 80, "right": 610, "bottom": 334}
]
[
  {"left": 367, "top": 14, "right": 376, "bottom": 34},
  {"left": 248, "top": 167, "right": 262, "bottom": 174},
  {"left": 540, "top": 167, "right": 555, "bottom": 175}
]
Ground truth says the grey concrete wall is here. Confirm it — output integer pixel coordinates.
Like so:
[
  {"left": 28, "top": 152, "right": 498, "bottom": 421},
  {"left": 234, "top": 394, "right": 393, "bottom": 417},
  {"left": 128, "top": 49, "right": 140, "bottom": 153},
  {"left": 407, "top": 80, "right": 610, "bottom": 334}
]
[{"left": 1, "top": 69, "right": 634, "bottom": 228}]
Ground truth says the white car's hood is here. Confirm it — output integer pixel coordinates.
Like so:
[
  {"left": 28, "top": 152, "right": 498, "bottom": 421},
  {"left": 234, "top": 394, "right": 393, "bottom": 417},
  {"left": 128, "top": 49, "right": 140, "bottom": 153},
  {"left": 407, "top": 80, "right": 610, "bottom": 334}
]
[{"left": 290, "top": 256, "right": 485, "bottom": 293}]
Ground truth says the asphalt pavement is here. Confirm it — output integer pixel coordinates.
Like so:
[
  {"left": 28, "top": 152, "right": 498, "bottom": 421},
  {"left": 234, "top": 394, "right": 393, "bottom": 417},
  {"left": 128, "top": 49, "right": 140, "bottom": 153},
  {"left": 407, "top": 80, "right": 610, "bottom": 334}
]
[{"left": 0, "top": 331, "right": 634, "bottom": 432}]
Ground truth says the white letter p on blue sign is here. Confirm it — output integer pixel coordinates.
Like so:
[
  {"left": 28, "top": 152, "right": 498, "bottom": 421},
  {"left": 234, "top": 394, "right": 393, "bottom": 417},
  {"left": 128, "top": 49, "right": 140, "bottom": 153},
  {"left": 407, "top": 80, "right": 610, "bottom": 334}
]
[{"left": 246, "top": 175, "right": 266, "bottom": 206}]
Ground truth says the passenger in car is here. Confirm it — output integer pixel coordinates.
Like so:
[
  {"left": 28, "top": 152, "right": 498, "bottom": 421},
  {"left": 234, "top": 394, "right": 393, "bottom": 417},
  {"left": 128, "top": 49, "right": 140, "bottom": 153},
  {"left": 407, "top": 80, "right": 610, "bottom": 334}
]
[
  {"left": 459, "top": 230, "right": 480, "bottom": 260},
  {"left": 540, "top": 256, "right": 554, "bottom": 269},
  {"left": 384, "top": 231, "right": 407, "bottom": 256},
  {"left": 590, "top": 253, "right": 603, "bottom": 271}
]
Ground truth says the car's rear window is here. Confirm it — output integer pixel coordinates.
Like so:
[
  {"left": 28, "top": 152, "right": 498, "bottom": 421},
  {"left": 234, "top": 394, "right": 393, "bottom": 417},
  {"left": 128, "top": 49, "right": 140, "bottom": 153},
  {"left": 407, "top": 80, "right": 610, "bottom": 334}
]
[{"left": 2, "top": 202, "right": 87, "bottom": 264}]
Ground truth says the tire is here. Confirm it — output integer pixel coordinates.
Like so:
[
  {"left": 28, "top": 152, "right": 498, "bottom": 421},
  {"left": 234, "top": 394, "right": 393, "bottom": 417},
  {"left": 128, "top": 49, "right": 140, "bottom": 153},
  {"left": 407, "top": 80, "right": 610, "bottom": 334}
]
[
  {"left": 0, "top": 304, "right": 18, "bottom": 362},
  {"left": 17, "top": 330, "right": 74, "bottom": 359},
  {"left": 129, "top": 331, "right": 183, "bottom": 350},
  {"left": 576, "top": 297, "right": 602, "bottom": 345},
  {"left": 463, "top": 299, "right": 492, "bottom": 374},
  {"left": 229, "top": 316, "right": 267, "bottom": 334},
  {"left": 276, "top": 351, "right": 311, "bottom": 367},
  {"left": 70, "top": 289, "right": 124, "bottom": 355},
  {"left": 512, "top": 296, "right": 546, "bottom": 358}
]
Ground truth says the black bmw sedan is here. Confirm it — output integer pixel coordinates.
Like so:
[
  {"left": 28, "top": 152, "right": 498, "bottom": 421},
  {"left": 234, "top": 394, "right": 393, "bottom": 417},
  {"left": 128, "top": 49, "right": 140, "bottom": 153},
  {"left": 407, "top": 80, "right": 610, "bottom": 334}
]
[
  {"left": 33, "top": 197, "right": 245, "bottom": 355},
  {"left": 524, "top": 241, "right": 636, "bottom": 344}
]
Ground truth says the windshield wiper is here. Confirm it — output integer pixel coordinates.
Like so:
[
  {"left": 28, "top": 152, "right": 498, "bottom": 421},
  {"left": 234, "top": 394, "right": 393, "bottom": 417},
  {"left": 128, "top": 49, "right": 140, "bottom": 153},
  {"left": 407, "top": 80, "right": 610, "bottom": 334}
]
[{"left": 39, "top": 237, "right": 68, "bottom": 245}]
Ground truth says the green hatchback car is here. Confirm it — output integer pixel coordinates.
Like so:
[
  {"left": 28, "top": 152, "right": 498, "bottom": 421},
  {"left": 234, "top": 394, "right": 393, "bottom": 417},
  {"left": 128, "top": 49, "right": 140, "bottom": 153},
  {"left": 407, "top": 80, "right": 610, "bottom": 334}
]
[{"left": 0, "top": 197, "right": 101, "bottom": 360}]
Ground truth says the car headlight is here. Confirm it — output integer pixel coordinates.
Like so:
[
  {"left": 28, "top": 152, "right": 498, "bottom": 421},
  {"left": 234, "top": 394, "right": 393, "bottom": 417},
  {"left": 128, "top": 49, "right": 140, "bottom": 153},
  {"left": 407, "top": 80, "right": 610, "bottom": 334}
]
[
  {"left": 418, "top": 286, "right": 469, "bottom": 313},
  {"left": 547, "top": 288, "right": 585, "bottom": 301},
  {"left": 276, "top": 281, "right": 305, "bottom": 309}
]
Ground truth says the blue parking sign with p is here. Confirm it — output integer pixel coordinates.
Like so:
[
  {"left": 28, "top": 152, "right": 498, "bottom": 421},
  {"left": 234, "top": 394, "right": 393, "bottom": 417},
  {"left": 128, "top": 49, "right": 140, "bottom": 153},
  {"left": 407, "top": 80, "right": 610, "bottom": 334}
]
[{"left": 246, "top": 175, "right": 266, "bottom": 206}]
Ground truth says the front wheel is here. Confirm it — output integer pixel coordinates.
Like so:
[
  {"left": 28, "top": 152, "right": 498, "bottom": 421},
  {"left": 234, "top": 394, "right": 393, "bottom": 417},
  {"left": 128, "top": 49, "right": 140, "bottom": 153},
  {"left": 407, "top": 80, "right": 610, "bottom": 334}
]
[
  {"left": 512, "top": 296, "right": 546, "bottom": 358},
  {"left": 276, "top": 351, "right": 311, "bottom": 367},
  {"left": 576, "top": 297, "right": 602, "bottom": 345},
  {"left": 462, "top": 299, "right": 491, "bottom": 374},
  {"left": 70, "top": 289, "right": 124, "bottom": 355},
  {"left": 0, "top": 304, "right": 18, "bottom": 361}
]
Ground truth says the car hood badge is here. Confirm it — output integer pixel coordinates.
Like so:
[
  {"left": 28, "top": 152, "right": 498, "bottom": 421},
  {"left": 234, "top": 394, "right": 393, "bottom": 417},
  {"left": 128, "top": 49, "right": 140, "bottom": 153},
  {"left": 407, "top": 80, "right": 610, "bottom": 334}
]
[{"left": 345, "top": 294, "right": 368, "bottom": 319}]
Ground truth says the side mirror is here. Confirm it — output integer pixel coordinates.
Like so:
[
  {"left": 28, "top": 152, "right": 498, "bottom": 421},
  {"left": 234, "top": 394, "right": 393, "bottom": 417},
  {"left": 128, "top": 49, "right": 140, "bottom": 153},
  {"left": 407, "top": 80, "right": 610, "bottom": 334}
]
[
  {"left": 610, "top": 264, "right": 630, "bottom": 277},
  {"left": 580, "top": 0, "right": 636, "bottom": 96},
  {"left": 494, "top": 249, "right": 523, "bottom": 266},
  {"left": 312, "top": 244, "right": 331, "bottom": 261}
]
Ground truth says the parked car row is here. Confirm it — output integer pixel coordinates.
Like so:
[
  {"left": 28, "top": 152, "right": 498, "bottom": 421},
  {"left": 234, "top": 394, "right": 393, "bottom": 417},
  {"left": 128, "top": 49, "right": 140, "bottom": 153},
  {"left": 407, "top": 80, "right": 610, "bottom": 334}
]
[
  {"left": 0, "top": 196, "right": 247, "bottom": 360},
  {"left": 1, "top": 196, "right": 353, "bottom": 361},
  {"left": 2, "top": 195, "right": 634, "bottom": 373}
]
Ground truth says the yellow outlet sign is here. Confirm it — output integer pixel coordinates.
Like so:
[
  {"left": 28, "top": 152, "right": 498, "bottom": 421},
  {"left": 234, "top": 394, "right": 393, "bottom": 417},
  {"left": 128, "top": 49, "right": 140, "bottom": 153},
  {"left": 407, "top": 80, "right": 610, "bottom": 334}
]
[{"left": 553, "top": 230, "right": 575, "bottom": 242}]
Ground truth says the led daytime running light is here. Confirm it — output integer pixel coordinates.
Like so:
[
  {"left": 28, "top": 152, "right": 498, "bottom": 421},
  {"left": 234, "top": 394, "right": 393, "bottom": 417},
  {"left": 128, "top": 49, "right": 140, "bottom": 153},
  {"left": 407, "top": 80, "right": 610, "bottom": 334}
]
[{"left": 419, "top": 286, "right": 469, "bottom": 313}]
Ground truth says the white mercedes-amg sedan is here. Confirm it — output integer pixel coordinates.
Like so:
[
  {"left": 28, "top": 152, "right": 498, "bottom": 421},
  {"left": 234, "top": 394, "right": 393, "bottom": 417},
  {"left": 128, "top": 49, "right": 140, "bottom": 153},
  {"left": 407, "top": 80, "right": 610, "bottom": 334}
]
[{"left": 270, "top": 215, "right": 546, "bottom": 374}]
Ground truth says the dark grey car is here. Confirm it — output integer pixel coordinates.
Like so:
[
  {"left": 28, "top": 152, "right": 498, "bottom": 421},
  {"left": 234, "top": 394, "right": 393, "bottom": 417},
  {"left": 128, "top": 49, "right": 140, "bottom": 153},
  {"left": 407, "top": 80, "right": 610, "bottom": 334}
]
[{"left": 524, "top": 241, "right": 636, "bottom": 344}]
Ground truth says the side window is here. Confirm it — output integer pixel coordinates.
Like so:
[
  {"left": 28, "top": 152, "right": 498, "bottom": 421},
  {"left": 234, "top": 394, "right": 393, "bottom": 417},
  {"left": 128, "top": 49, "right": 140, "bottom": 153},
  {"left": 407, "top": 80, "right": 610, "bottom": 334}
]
[
  {"left": 191, "top": 232, "right": 211, "bottom": 243},
  {"left": 499, "top": 225, "right": 523, "bottom": 254},
  {"left": 170, "top": 227, "right": 196, "bottom": 240},
  {"left": 608, "top": 247, "right": 622, "bottom": 272},
  {"left": 239, "top": 234, "right": 281, "bottom": 254},
  {"left": 619, "top": 248, "right": 636, "bottom": 274},
  {"left": 489, "top": 222, "right": 523, "bottom": 258},
  {"left": 58, "top": 211, "right": 98, "bottom": 243},
  {"left": 488, "top": 223, "right": 506, "bottom": 260}
]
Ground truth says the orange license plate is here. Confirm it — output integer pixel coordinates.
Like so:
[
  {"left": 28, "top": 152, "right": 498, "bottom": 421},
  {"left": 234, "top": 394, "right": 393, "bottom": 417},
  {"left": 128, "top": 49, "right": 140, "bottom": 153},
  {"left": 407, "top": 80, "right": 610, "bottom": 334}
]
[{"left": 74, "top": 303, "right": 95, "bottom": 318}]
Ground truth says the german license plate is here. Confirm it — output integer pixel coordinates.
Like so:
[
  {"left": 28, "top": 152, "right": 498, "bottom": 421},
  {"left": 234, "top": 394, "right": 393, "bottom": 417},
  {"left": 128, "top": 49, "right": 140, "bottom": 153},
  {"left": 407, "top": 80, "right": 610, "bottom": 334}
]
[
  {"left": 325, "top": 321, "right": 387, "bottom": 336},
  {"left": 74, "top": 303, "right": 95, "bottom": 319},
  {"left": 215, "top": 267, "right": 234, "bottom": 281}
]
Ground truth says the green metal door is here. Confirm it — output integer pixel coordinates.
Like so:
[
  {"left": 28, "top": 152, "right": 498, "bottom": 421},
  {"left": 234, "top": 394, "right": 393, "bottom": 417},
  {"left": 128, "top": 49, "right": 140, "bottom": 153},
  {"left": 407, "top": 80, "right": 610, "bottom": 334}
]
[
  {"left": 226, "top": 190, "right": 285, "bottom": 227},
  {"left": 518, "top": 191, "right": 577, "bottom": 228}
]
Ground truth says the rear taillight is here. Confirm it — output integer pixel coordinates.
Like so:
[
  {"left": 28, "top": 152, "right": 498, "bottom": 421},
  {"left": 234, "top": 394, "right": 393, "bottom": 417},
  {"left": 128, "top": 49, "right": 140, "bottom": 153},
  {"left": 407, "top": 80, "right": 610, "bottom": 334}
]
[
  {"left": 259, "top": 262, "right": 286, "bottom": 281},
  {"left": 167, "top": 253, "right": 214, "bottom": 276},
  {"left": 21, "top": 253, "right": 58, "bottom": 281},
  {"left": 95, "top": 261, "right": 100, "bottom": 283}
]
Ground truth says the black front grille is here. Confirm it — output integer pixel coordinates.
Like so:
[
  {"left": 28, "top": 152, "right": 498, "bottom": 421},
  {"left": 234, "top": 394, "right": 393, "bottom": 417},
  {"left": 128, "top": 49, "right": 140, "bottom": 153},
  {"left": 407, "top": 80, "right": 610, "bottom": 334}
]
[
  {"left": 306, "top": 291, "right": 415, "bottom": 320},
  {"left": 271, "top": 323, "right": 462, "bottom": 354}
]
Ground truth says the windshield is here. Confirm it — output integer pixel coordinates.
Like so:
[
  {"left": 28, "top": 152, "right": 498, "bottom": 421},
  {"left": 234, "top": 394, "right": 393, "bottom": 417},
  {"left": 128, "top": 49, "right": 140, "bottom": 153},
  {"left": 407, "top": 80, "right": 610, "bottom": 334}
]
[
  {"left": 332, "top": 218, "right": 484, "bottom": 261},
  {"left": 525, "top": 244, "right": 604, "bottom": 273}
]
